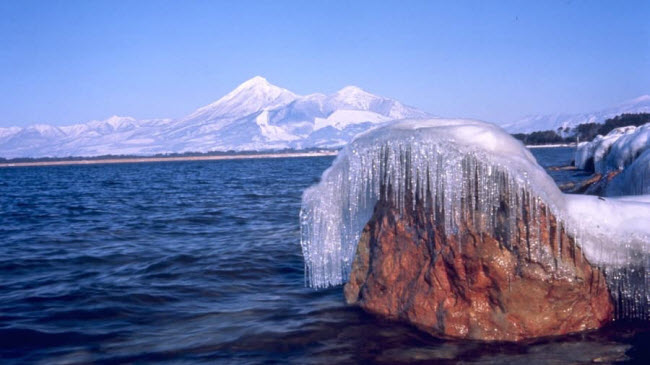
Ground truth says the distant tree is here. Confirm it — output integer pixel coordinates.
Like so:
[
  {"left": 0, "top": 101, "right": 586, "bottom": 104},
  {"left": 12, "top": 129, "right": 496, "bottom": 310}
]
[
  {"left": 512, "top": 133, "right": 527, "bottom": 143},
  {"left": 570, "top": 113, "right": 650, "bottom": 143},
  {"left": 526, "top": 130, "right": 565, "bottom": 144},
  {"left": 510, "top": 130, "right": 566, "bottom": 145},
  {"left": 573, "top": 122, "right": 601, "bottom": 142},
  {"left": 597, "top": 113, "right": 650, "bottom": 136}
]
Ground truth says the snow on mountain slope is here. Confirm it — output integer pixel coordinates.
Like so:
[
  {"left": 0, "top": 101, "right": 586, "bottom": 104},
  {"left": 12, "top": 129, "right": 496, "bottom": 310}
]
[
  {"left": 0, "top": 127, "right": 21, "bottom": 139},
  {"left": 0, "top": 77, "right": 430, "bottom": 158},
  {"left": 182, "top": 76, "right": 298, "bottom": 124},
  {"left": 503, "top": 95, "right": 650, "bottom": 134},
  {"left": 313, "top": 110, "right": 391, "bottom": 131}
]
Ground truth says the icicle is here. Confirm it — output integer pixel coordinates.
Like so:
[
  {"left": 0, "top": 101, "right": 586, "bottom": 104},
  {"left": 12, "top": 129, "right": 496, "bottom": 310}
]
[{"left": 300, "top": 118, "right": 650, "bottom": 320}]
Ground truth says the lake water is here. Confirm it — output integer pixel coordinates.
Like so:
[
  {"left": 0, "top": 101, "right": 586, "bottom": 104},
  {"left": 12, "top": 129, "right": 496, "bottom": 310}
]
[{"left": 1, "top": 148, "right": 648, "bottom": 364}]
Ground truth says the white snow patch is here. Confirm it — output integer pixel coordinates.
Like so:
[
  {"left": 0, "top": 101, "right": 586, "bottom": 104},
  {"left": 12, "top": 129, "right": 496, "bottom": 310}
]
[
  {"left": 255, "top": 109, "right": 301, "bottom": 141},
  {"left": 313, "top": 110, "right": 391, "bottom": 131}
]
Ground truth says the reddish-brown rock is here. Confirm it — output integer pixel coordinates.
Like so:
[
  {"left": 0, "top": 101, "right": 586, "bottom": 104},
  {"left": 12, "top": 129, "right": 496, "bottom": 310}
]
[
  {"left": 567, "top": 170, "right": 621, "bottom": 195},
  {"left": 344, "top": 196, "right": 614, "bottom": 341}
]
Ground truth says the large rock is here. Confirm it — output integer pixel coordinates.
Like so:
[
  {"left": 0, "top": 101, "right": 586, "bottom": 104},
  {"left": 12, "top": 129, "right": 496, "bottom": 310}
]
[{"left": 344, "top": 195, "right": 614, "bottom": 341}]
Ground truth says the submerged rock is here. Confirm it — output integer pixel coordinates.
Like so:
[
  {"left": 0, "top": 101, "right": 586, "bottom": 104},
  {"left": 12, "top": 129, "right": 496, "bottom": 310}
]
[{"left": 344, "top": 192, "right": 613, "bottom": 341}]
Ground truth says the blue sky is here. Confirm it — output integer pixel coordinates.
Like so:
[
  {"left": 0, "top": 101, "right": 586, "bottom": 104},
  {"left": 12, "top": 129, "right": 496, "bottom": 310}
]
[{"left": 0, "top": 0, "right": 648, "bottom": 127}]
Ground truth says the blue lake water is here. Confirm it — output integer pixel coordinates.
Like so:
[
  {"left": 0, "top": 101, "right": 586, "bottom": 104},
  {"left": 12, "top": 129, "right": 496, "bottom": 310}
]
[{"left": 1, "top": 149, "right": 648, "bottom": 364}]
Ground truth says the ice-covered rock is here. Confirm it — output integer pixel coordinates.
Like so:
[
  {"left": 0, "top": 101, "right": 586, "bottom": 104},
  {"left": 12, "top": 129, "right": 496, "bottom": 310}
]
[
  {"left": 574, "top": 126, "right": 638, "bottom": 172},
  {"left": 300, "top": 118, "right": 650, "bottom": 334},
  {"left": 606, "top": 150, "right": 650, "bottom": 196},
  {"left": 604, "top": 123, "right": 650, "bottom": 172},
  {"left": 301, "top": 118, "right": 564, "bottom": 288},
  {"left": 574, "top": 123, "right": 650, "bottom": 195}
]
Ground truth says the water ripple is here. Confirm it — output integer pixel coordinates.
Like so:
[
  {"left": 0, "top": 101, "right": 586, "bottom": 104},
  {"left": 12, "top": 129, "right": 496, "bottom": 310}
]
[{"left": 1, "top": 154, "right": 648, "bottom": 363}]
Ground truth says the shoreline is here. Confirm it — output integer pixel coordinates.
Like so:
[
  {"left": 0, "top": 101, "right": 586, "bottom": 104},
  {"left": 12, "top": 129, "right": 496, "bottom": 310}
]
[
  {"left": 526, "top": 143, "right": 576, "bottom": 149},
  {"left": 0, "top": 144, "right": 577, "bottom": 167},
  {"left": 0, "top": 151, "right": 339, "bottom": 168}
]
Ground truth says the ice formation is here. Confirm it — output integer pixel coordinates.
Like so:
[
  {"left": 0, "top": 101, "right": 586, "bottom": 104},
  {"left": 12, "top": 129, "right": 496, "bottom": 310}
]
[
  {"left": 574, "top": 123, "right": 650, "bottom": 196},
  {"left": 300, "top": 118, "right": 650, "bottom": 319},
  {"left": 574, "top": 126, "right": 638, "bottom": 172},
  {"left": 606, "top": 150, "right": 650, "bottom": 196},
  {"left": 576, "top": 124, "right": 650, "bottom": 172}
]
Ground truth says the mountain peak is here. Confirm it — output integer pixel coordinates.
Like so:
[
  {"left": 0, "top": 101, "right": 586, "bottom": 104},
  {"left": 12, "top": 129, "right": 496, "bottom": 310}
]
[
  {"left": 226, "top": 76, "right": 292, "bottom": 99},
  {"left": 104, "top": 115, "right": 135, "bottom": 123},
  {"left": 234, "top": 76, "right": 271, "bottom": 91},
  {"left": 105, "top": 114, "right": 133, "bottom": 121},
  {"left": 336, "top": 85, "right": 370, "bottom": 96},
  {"left": 0, "top": 77, "right": 430, "bottom": 158},
  {"left": 329, "top": 85, "right": 382, "bottom": 111},
  {"left": 104, "top": 115, "right": 136, "bottom": 128},
  {"left": 184, "top": 77, "right": 298, "bottom": 121}
]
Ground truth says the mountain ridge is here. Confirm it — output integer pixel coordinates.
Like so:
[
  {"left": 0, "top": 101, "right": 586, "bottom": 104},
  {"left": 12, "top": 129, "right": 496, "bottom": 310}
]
[
  {"left": 0, "top": 77, "right": 430, "bottom": 158},
  {"left": 503, "top": 94, "right": 650, "bottom": 134},
  {"left": 2, "top": 77, "right": 648, "bottom": 158}
]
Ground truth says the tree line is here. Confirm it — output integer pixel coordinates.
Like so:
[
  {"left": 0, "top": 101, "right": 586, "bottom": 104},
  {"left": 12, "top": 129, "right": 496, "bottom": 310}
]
[{"left": 512, "top": 113, "right": 650, "bottom": 145}]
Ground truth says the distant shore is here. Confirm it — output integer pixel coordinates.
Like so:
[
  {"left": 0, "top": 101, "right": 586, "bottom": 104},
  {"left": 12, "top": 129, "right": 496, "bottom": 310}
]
[
  {"left": 0, "top": 145, "right": 577, "bottom": 167},
  {"left": 526, "top": 143, "right": 576, "bottom": 149},
  {"left": 0, "top": 151, "right": 338, "bottom": 168}
]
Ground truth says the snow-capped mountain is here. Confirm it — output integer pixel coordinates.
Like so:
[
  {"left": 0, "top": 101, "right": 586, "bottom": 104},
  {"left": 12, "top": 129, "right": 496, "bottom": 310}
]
[
  {"left": 502, "top": 95, "right": 650, "bottom": 134},
  {"left": 0, "top": 76, "right": 430, "bottom": 158}
]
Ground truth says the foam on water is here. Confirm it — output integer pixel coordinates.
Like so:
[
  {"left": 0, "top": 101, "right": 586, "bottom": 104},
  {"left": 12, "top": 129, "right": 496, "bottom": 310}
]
[{"left": 300, "top": 118, "right": 650, "bottom": 319}]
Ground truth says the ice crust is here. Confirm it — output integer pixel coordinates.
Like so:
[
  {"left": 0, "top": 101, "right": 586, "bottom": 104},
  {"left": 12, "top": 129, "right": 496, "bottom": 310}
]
[
  {"left": 300, "top": 118, "right": 650, "bottom": 318},
  {"left": 575, "top": 123, "right": 650, "bottom": 196},
  {"left": 575, "top": 126, "right": 638, "bottom": 172},
  {"left": 606, "top": 150, "right": 650, "bottom": 196}
]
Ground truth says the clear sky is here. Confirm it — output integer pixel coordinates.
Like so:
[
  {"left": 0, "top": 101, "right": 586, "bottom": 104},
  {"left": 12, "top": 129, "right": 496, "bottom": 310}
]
[{"left": 0, "top": 0, "right": 648, "bottom": 127}]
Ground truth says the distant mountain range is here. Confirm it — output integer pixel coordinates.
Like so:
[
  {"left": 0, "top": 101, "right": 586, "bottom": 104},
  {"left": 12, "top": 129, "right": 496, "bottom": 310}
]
[
  {"left": 1, "top": 76, "right": 648, "bottom": 158},
  {"left": 502, "top": 95, "right": 650, "bottom": 135},
  {"left": 0, "top": 76, "right": 429, "bottom": 158}
]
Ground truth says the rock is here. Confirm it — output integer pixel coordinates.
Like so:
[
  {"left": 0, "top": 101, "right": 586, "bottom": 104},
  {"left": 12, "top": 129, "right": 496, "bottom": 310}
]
[
  {"left": 558, "top": 181, "right": 576, "bottom": 192},
  {"left": 548, "top": 165, "right": 578, "bottom": 171},
  {"left": 344, "top": 194, "right": 614, "bottom": 341},
  {"left": 568, "top": 173, "right": 603, "bottom": 194},
  {"left": 568, "top": 171, "right": 621, "bottom": 195}
]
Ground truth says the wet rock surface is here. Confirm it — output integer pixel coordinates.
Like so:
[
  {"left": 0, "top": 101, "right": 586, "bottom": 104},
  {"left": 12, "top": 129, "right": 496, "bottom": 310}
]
[
  {"left": 565, "top": 170, "right": 621, "bottom": 195},
  {"left": 344, "top": 196, "right": 614, "bottom": 341}
]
